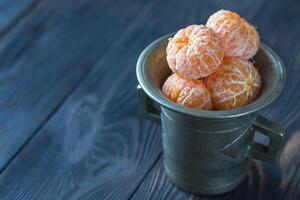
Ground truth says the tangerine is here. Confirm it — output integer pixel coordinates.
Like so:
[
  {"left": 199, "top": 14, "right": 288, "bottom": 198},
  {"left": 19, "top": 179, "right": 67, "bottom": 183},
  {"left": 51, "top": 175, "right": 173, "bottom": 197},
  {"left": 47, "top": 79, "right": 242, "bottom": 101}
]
[
  {"left": 166, "top": 25, "right": 224, "bottom": 79},
  {"left": 206, "top": 10, "right": 260, "bottom": 59},
  {"left": 162, "top": 73, "right": 213, "bottom": 110},
  {"left": 206, "top": 58, "right": 262, "bottom": 110}
]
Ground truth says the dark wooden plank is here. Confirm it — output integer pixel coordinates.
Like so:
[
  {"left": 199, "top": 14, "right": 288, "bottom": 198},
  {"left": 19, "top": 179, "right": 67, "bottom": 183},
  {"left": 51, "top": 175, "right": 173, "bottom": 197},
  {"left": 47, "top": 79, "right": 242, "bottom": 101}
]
[
  {"left": 131, "top": 0, "right": 300, "bottom": 199},
  {"left": 0, "top": 0, "right": 199, "bottom": 199},
  {"left": 133, "top": 119, "right": 300, "bottom": 200},
  {"left": 0, "top": 0, "right": 37, "bottom": 36},
  {"left": 0, "top": 0, "right": 299, "bottom": 200},
  {"left": 280, "top": 132, "right": 300, "bottom": 200},
  {"left": 0, "top": 0, "right": 152, "bottom": 170},
  {"left": 132, "top": 124, "right": 300, "bottom": 200},
  {"left": 283, "top": 163, "right": 300, "bottom": 200},
  {"left": 132, "top": 156, "right": 286, "bottom": 200}
]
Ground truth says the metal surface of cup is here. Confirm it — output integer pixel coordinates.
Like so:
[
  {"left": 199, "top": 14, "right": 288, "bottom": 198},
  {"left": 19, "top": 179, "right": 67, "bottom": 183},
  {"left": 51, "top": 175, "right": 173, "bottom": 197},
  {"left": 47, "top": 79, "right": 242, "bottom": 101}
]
[{"left": 136, "top": 33, "right": 286, "bottom": 195}]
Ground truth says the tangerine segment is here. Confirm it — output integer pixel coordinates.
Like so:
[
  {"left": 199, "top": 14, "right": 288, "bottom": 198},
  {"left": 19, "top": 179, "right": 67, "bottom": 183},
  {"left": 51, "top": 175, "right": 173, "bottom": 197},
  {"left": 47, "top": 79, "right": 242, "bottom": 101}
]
[
  {"left": 206, "top": 10, "right": 260, "bottom": 59},
  {"left": 162, "top": 73, "right": 213, "bottom": 110},
  {"left": 166, "top": 25, "right": 224, "bottom": 79},
  {"left": 206, "top": 58, "right": 262, "bottom": 110}
]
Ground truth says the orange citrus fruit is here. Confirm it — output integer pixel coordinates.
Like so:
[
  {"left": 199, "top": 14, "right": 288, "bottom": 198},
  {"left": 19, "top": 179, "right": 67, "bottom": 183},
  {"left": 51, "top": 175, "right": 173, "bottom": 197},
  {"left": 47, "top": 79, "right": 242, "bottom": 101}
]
[
  {"left": 162, "top": 73, "right": 213, "bottom": 110},
  {"left": 206, "top": 58, "right": 262, "bottom": 110},
  {"left": 166, "top": 25, "right": 224, "bottom": 79},
  {"left": 206, "top": 10, "right": 260, "bottom": 59}
]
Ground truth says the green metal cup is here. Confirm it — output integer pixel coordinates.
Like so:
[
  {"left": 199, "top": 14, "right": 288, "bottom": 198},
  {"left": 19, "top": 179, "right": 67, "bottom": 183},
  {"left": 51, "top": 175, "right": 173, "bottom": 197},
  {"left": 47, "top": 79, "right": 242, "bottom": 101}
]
[{"left": 136, "top": 33, "right": 286, "bottom": 195}]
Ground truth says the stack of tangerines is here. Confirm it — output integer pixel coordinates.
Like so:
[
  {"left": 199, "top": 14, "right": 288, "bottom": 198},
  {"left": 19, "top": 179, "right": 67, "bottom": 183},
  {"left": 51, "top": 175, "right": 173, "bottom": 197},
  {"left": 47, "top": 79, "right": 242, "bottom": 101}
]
[{"left": 162, "top": 10, "right": 262, "bottom": 110}]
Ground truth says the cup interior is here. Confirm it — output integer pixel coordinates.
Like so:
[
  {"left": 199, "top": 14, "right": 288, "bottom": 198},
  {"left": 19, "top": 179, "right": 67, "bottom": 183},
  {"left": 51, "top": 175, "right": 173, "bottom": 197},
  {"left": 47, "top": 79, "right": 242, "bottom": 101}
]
[{"left": 136, "top": 33, "right": 286, "bottom": 119}]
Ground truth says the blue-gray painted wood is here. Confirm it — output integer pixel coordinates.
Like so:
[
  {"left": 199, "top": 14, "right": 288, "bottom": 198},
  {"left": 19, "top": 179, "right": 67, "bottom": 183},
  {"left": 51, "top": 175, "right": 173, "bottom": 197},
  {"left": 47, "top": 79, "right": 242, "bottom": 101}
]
[
  {"left": 132, "top": 0, "right": 300, "bottom": 199},
  {"left": 0, "top": 0, "right": 299, "bottom": 199},
  {"left": 0, "top": 0, "right": 152, "bottom": 171},
  {"left": 0, "top": 0, "right": 36, "bottom": 37}
]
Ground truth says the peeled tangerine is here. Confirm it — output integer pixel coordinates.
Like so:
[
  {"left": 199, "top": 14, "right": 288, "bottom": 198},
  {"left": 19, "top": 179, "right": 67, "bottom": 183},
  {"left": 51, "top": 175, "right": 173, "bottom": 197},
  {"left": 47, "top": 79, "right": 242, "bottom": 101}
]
[
  {"left": 162, "top": 73, "right": 213, "bottom": 110},
  {"left": 207, "top": 10, "right": 260, "bottom": 59},
  {"left": 206, "top": 58, "right": 262, "bottom": 110},
  {"left": 166, "top": 25, "right": 224, "bottom": 79}
]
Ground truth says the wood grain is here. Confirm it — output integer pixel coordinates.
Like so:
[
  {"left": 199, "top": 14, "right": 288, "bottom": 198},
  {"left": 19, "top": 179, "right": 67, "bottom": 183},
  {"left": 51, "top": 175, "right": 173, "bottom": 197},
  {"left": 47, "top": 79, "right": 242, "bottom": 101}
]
[
  {"left": 0, "top": 0, "right": 37, "bottom": 37},
  {"left": 283, "top": 162, "right": 300, "bottom": 200},
  {"left": 131, "top": 156, "right": 261, "bottom": 200},
  {"left": 132, "top": 156, "right": 294, "bottom": 200},
  {"left": 0, "top": 0, "right": 152, "bottom": 171},
  {"left": 0, "top": 0, "right": 299, "bottom": 199},
  {"left": 0, "top": 0, "right": 195, "bottom": 199},
  {"left": 132, "top": 0, "right": 300, "bottom": 199}
]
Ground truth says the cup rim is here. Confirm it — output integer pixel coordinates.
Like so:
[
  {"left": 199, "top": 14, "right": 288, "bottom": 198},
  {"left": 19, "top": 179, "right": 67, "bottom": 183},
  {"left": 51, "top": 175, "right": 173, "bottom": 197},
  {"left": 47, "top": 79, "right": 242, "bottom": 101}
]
[{"left": 136, "top": 33, "right": 286, "bottom": 119}]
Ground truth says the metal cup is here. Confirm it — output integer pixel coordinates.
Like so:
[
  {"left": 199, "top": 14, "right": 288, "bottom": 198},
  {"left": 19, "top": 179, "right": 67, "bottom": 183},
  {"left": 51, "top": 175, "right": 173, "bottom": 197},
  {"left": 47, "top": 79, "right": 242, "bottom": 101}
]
[{"left": 136, "top": 33, "right": 286, "bottom": 195}]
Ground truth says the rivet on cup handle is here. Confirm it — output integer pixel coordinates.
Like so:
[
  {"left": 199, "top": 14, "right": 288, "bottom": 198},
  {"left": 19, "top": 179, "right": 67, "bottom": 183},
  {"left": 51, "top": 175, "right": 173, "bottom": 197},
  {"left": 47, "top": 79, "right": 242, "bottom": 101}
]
[
  {"left": 137, "top": 85, "right": 161, "bottom": 123},
  {"left": 250, "top": 115, "right": 285, "bottom": 162}
]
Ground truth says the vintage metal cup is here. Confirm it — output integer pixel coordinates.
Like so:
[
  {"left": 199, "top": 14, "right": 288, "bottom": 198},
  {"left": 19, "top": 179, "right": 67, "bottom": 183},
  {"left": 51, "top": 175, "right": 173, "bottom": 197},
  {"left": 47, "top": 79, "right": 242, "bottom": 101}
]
[{"left": 136, "top": 34, "right": 286, "bottom": 195}]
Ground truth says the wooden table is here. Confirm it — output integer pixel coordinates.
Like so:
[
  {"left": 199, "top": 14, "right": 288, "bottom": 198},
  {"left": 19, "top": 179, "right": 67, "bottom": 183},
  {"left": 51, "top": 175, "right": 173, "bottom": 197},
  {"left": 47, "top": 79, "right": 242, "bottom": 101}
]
[{"left": 0, "top": 0, "right": 299, "bottom": 199}]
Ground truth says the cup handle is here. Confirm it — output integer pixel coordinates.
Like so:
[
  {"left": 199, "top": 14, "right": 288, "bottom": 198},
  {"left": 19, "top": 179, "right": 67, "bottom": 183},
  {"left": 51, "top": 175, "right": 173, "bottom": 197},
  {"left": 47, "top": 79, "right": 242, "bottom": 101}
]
[
  {"left": 249, "top": 115, "right": 285, "bottom": 161},
  {"left": 137, "top": 85, "right": 161, "bottom": 123}
]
